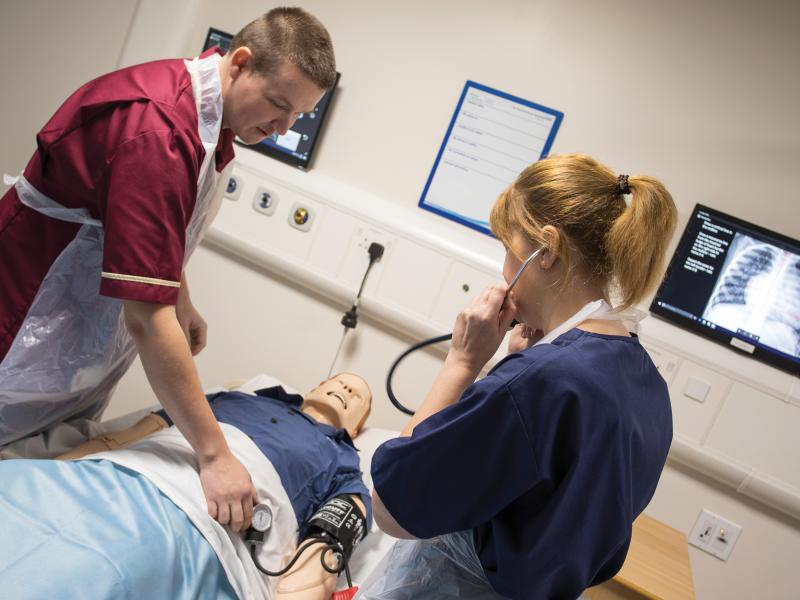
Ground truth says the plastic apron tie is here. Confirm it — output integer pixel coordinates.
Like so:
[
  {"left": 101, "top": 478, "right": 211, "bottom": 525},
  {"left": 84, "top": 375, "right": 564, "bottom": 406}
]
[
  {"left": 535, "top": 299, "right": 646, "bottom": 346},
  {"left": 3, "top": 174, "right": 101, "bottom": 226},
  {"left": 0, "top": 52, "right": 226, "bottom": 447}
]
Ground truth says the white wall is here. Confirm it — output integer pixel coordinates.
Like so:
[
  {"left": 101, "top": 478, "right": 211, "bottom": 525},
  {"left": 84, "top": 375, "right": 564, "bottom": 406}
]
[
  {"left": 0, "top": 0, "right": 139, "bottom": 174},
  {"left": 2, "top": 1, "right": 800, "bottom": 597},
  {"left": 187, "top": 0, "right": 800, "bottom": 233}
]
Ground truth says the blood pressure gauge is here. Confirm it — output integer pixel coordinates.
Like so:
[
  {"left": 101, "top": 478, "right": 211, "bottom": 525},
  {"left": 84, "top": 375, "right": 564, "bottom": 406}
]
[{"left": 252, "top": 503, "right": 273, "bottom": 533}]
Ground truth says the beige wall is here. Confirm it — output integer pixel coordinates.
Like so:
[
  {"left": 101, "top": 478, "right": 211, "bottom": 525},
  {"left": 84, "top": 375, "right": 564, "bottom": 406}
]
[
  {"left": 186, "top": 0, "right": 800, "bottom": 236},
  {"left": 0, "top": 0, "right": 139, "bottom": 174},
  {"left": 2, "top": 1, "right": 800, "bottom": 597}
]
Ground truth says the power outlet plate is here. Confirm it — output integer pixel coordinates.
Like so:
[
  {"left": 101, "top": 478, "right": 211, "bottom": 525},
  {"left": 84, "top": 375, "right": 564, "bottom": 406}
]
[
  {"left": 688, "top": 509, "right": 742, "bottom": 561},
  {"left": 353, "top": 225, "right": 392, "bottom": 255},
  {"left": 641, "top": 342, "right": 681, "bottom": 385},
  {"left": 337, "top": 225, "right": 393, "bottom": 289}
]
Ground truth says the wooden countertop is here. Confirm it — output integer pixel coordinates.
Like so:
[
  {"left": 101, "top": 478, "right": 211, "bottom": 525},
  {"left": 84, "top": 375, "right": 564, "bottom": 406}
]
[{"left": 586, "top": 513, "right": 695, "bottom": 600}]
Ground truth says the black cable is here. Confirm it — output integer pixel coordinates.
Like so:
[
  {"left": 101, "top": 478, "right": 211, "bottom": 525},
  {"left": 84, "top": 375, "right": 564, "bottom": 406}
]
[
  {"left": 250, "top": 538, "right": 325, "bottom": 577},
  {"left": 385, "top": 332, "right": 453, "bottom": 416},
  {"left": 355, "top": 259, "right": 375, "bottom": 299},
  {"left": 344, "top": 242, "right": 385, "bottom": 328},
  {"left": 319, "top": 544, "right": 353, "bottom": 588},
  {"left": 329, "top": 242, "right": 385, "bottom": 377},
  {"left": 249, "top": 536, "right": 351, "bottom": 580},
  {"left": 385, "top": 320, "right": 519, "bottom": 416}
]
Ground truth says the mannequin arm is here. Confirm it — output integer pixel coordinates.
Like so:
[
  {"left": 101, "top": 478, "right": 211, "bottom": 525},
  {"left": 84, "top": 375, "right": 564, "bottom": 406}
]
[
  {"left": 56, "top": 414, "right": 167, "bottom": 460},
  {"left": 274, "top": 496, "right": 366, "bottom": 600}
]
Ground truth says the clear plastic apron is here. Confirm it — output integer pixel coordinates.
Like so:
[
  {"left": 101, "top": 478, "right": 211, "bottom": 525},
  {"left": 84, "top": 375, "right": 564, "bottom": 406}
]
[{"left": 0, "top": 53, "right": 226, "bottom": 447}]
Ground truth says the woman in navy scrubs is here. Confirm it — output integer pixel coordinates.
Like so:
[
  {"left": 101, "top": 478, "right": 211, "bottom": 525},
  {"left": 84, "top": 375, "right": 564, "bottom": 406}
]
[{"left": 362, "top": 154, "right": 678, "bottom": 600}]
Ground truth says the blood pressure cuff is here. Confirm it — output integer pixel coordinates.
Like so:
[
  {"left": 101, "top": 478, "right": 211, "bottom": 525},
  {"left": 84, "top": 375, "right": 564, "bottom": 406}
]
[{"left": 306, "top": 495, "right": 367, "bottom": 560}]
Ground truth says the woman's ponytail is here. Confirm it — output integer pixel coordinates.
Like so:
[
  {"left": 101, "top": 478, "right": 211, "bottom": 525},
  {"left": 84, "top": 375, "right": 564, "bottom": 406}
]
[{"left": 606, "top": 176, "right": 677, "bottom": 309}]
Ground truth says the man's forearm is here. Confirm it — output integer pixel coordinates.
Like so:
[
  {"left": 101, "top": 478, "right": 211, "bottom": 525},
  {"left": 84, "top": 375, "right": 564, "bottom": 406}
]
[{"left": 124, "top": 300, "right": 228, "bottom": 463}]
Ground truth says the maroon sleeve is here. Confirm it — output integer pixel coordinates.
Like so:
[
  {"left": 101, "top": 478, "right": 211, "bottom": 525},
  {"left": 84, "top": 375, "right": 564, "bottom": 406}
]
[{"left": 99, "top": 129, "right": 202, "bottom": 304}]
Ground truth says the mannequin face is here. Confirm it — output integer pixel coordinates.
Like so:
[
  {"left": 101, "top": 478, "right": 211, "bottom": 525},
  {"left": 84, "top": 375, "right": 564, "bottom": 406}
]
[{"left": 302, "top": 373, "right": 371, "bottom": 437}]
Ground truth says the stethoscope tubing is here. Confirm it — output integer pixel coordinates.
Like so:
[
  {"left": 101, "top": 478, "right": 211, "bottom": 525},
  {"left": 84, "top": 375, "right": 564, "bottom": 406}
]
[{"left": 386, "top": 249, "right": 542, "bottom": 415}]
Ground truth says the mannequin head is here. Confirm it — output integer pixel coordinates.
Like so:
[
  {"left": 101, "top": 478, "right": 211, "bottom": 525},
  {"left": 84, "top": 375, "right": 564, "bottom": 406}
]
[{"left": 302, "top": 373, "right": 372, "bottom": 438}]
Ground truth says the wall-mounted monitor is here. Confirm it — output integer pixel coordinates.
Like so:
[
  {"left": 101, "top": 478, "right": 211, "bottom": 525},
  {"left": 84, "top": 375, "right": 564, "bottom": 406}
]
[
  {"left": 204, "top": 27, "right": 234, "bottom": 54},
  {"left": 650, "top": 204, "right": 799, "bottom": 375},
  {"left": 202, "top": 28, "right": 339, "bottom": 170}
]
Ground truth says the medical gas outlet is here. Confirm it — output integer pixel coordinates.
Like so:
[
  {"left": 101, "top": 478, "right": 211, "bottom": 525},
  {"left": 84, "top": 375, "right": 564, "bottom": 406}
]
[
  {"left": 224, "top": 175, "right": 243, "bottom": 200},
  {"left": 252, "top": 186, "right": 278, "bottom": 216},
  {"left": 288, "top": 202, "right": 315, "bottom": 232}
]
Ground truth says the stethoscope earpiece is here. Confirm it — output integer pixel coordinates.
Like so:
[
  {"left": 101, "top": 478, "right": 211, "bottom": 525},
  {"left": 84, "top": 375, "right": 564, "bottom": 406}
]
[{"left": 505, "top": 248, "right": 543, "bottom": 298}]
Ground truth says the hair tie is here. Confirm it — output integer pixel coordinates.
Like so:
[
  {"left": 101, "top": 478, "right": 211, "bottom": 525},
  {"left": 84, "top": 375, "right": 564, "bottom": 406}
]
[{"left": 617, "top": 174, "right": 630, "bottom": 195}]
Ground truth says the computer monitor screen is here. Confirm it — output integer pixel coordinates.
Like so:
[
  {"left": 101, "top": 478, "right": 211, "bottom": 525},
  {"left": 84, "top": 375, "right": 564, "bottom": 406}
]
[
  {"left": 204, "top": 27, "right": 233, "bottom": 54},
  {"left": 650, "top": 204, "right": 800, "bottom": 375},
  {"left": 201, "top": 28, "right": 339, "bottom": 170}
]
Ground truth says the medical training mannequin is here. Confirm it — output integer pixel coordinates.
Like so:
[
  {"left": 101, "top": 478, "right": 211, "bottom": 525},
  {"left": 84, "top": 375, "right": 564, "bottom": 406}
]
[
  {"left": 361, "top": 154, "right": 678, "bottom": 600},
  {"left": 0, "top": 373, "right": 372, "bottom": 600},
  {"left": 274, "top": 373, "right": 371, "bottom": 600},
  {"left": 58, "top": 373, "right": 372, "bottom": 460},
  {"left": 0, "top": 7, "right": 334, "bottom": 531},
  {"left": 55, "top": 373, "right": 371, "bottom": 600}
]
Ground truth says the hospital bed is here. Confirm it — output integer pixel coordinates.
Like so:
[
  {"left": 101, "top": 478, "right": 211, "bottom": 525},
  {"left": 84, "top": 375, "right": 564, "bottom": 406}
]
[{"left": 0, "top": 373, "right": 400, "bottom": 598}]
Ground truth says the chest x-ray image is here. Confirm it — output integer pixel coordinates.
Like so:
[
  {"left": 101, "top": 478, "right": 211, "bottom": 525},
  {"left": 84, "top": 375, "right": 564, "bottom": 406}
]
[{"left": 703, "top": 233, "right": 800, "bottom": 358}]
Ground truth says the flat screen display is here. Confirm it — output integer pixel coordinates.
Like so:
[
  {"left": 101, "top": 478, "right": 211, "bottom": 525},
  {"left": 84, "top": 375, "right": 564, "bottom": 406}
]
[
  {"left": 650, "top": 204, "right": 800, "bottom": 375},
  {"left": 202, "top": 28, "right": 339, "bottom": 170}
]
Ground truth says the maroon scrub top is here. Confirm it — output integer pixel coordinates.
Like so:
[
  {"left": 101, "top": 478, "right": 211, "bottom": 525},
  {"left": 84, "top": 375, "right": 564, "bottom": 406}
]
[{"left": 0, "top": 48, "right": 235, "bottom": 361}]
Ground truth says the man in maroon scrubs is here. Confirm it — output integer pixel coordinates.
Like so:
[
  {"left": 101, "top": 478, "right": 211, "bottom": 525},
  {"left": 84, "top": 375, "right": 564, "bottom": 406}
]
[{"left": 0, "top": 7, "right": 334, "bottom": 532}]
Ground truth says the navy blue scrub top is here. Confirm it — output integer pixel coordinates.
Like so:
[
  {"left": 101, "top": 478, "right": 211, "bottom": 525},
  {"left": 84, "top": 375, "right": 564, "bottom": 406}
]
[
  {"left": 157, "top": 386, "right": 371, "bottom": 534},
  {"left": 371, "top": 329, "right": 672, "bottom": 600}
]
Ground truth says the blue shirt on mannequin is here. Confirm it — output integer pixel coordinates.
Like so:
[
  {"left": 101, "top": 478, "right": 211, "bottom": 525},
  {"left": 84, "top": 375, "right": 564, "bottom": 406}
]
[
  {"left": 158, "top": 386, "right": 371, "bottom": 533},
  {"left": 372, "top": 329, "right": 672, "bottom": 600}
]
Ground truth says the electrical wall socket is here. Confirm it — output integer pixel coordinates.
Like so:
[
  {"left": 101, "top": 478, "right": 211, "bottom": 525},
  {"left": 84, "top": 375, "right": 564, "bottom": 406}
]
[
  {"left": 337, "top": 225, "right": 393, "bottom": 289},
  {"left": 352, "top": 225, "right": 392, "bottom": 254},
  {"left": 641, "top": 342, "right": 681, "bottom": 385},
  {"left": 688, "top": 509, "right": 742, "bottom": 561}
]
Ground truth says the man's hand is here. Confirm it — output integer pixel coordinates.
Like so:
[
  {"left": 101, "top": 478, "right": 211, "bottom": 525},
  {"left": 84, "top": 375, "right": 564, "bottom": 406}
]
[
  {"left": 176, "top": 272, "right": 207, "bottom": 355},
  {"left": 177, "top": 300, "right": 208, "bottom": 355},
  {"left": 123, "top": 299, "right": 255, "bottom": 532},
  {"left": 200, "top": 451, "right": 259, "bottom": 533}
]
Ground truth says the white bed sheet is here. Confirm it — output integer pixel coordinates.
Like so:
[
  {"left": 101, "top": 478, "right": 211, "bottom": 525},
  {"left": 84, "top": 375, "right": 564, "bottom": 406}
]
[{"left": 0, "top": 373, "right": 400, "bottom": 588}]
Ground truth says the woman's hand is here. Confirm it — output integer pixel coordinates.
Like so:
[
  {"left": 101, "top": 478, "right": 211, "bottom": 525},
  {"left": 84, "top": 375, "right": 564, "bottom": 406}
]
[
  {"left": 448, "top": 284, "right": 517, "bottom": 375},
  {"left": 508, "top": 323, "right": 544, "bottom": 354}
]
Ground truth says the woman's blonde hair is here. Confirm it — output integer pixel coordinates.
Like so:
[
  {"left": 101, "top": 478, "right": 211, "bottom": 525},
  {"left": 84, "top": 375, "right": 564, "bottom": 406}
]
[{"left": 490, "top": 153, "right": 677, "bottom": 310}]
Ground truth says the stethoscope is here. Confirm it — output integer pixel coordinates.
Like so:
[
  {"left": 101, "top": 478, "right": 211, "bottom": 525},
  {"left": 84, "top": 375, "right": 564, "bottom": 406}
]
[{"left": 386, "top": 248, "right": 543, "bottom": 415}]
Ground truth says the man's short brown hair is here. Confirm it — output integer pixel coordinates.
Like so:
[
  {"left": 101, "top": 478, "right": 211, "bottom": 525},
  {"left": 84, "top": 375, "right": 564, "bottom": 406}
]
[{"left": 231, "top": 7, "right": 336, "bottom": 90}]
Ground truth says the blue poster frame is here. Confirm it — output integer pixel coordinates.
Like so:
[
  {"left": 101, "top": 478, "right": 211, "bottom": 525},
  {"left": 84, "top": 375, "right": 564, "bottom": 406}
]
[{"left": 418, "top": 80, "right": 564, "bottom": 236}]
